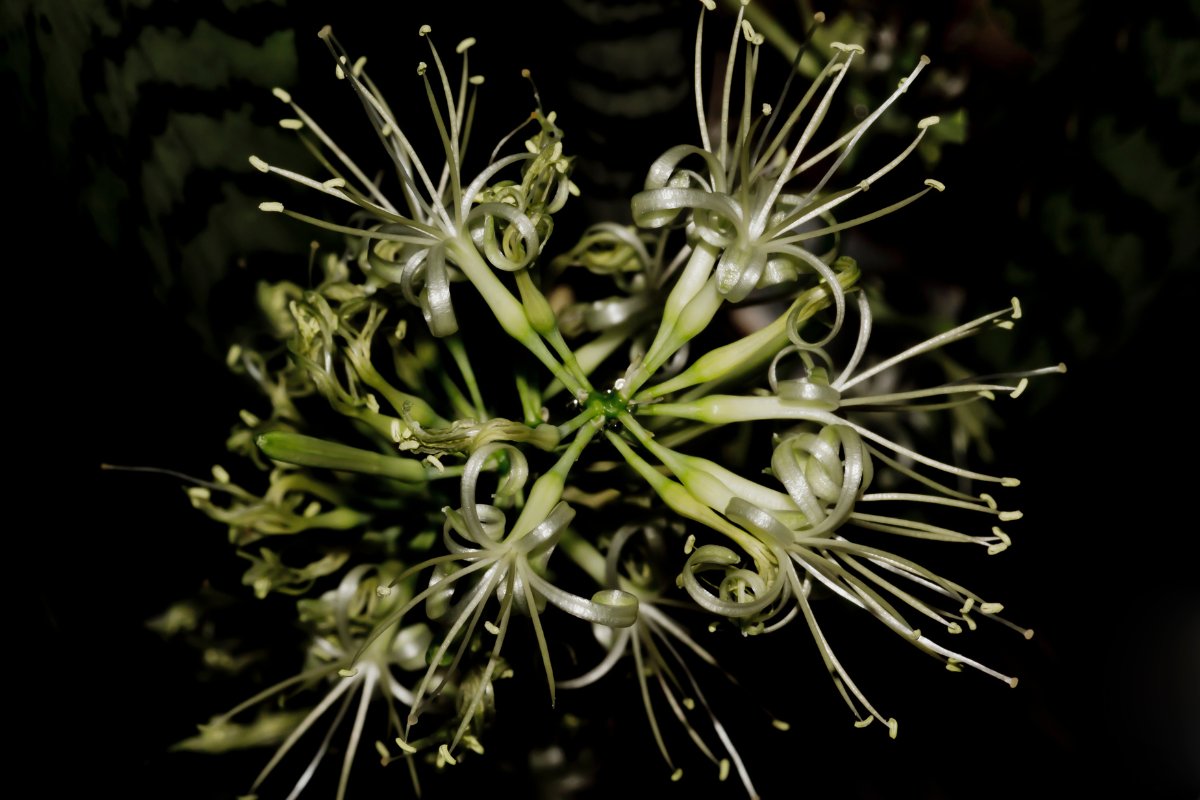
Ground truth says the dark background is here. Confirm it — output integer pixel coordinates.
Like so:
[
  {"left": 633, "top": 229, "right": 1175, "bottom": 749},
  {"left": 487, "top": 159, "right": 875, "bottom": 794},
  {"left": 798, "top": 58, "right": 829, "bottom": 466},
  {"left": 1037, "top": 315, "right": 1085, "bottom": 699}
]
[{"left": 10, "top": 0, "right": 1197, "bottom": 797}]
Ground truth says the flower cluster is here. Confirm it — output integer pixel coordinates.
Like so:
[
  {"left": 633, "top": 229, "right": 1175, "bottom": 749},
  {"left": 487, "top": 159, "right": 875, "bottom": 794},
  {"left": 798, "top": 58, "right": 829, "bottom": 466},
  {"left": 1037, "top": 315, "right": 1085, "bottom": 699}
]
[{"left": 166, "top": 4, "right": 1061, "bottom": 798}]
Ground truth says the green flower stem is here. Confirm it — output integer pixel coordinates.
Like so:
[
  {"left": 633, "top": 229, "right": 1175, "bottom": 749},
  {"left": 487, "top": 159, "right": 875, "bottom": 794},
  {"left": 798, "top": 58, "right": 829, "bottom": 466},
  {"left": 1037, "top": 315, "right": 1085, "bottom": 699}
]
[
  {"left": 638, "top": 265, "right": 859, "bottom": 402},
  {"left": 622, "top": 242, "right": 718, "bottom": 397},
  {"left": 350, "top": 356, "right": 446, "bottom": 427},
  {"left": 257, "top": 431, "right": 426, "bottom": 482},
  {"left": 604, "top": 430, "right": 772, "bottom": 571},
  {"left": 445, "top": 336, "right": 487, "bottom": 419},
  {"left": 557, "top": 529, "right": 607, "bottom": 586},
  {"left": 515, "top": 372, "right": 544, "bottom": 427},
  {"left": 509, "top": 422, "right": 599, "bottom": 540},
  {"left": 557, "top": 406, "right": 599, "bottom": 440},
  {"left": 619, "top": 413, "right": 796, "bottom": 516},
  {"left": 446, "top": 236, "right": 584, "bottom": 397},
  {"left": 516, "top": 270, "right": 592, "bottom": 392},
  {"left": 439, "top": 370, "right": 477, "bottom": 422},
  {"left": 544, "top": 318, "right": 640, "bottom": 400}
]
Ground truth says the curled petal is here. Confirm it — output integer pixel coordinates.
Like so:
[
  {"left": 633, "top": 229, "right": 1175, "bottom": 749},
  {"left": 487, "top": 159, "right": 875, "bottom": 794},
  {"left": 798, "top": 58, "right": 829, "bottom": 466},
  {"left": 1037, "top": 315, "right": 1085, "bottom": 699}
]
[
  {"left": 772, "top": 425, "right": 872, "bottom": 537},
  {"left": 681, "top": 545, "right": 785, "bottom": 619},
  {"left": 467, "top": 202, "right": 540, "bottom": 272},
  {"left": 632, "top": 186, "right": 742, "bottom": 235},
  {"left": 423, "top": 244, "right": 458, "bottom": 336},
  {"left": 643, "top": 144, "right": 728, "bottom": 194},
  {"left": 714, "top": 243, "right": 767, "bottom": 303},
  {"left": 460, "top": 443, "right": 528, "bottom": 546},
  {"left": 725, "top": 498, "right": 794, "bottom": 547},
  {"left": 524, "top": 569, "right": 639, "bottom": 628}
]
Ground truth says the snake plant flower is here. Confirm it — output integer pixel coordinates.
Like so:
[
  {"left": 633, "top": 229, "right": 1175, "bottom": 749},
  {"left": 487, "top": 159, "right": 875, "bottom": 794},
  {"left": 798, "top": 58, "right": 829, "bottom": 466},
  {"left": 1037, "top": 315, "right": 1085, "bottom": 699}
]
[
  {"left": 559, "top": 524, "right": 774, "bottom": 799},
  {"left": 622, "top": 1, "right": 947, "bottom": 396},
  {"left": 188, "top": 564, "right": 429, "bottom": 800},
  {"left": 250, "top": 25, "right": 591, "bottom": 398}
]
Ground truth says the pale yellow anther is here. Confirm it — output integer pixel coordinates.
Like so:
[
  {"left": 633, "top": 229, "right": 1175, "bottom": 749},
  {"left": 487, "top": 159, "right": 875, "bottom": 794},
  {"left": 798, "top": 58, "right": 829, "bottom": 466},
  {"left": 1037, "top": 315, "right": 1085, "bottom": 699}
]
[
  {"left": 719, "top": 759, "right": 730, "bottom": 781},
  {"left": 853, "top": 718, "right": 873, "bottom": 728},
  {"left": 762, "top": 102, "right": 773, "bottom": 115},
  {"left": 419, "top": 24, "right": 432, "bottom": 36},
  {"left": 417, "top": 61, "right": 428, "bottom": 76},
  {"left": 456, "top": 37, "right": 476, "bottom": 54},
  {"left": 960, "top": 597, "right": 976, "bottom": 614},
  {"left": 225, "top": 343, "right": 242, "bottom": 367},
  {"left": 771, "top": 719, "right": 790, "bottom": 731},
  {"left": 980, "top": 493, "right": 998, "bottom": 509},
  {"left": 946, "top": 660, "right": 963, "bottom": 673},
  {"left": 980, "top": 602, "right": 1004, "bottom": 614},
  {"left": 918, "top": 115, "right": 941, "bottom": 128},
  {"left": 376, "top": 585, "right": 392, "bottom": 597},
  {"left": 924, "top": 178, "right": 946, "bottom": 191},
  {"left": 671, "top": 768, "right": 684, "bottom": 782},
  {"left": 352, "top": 56, "right": 366, "bottom": 77},
  {"left": 279, "top": 118, "right": 303, "bottom": 130},
  {"left": 335, "top": 64, "right": 345, "bottom": 80},
  {"left": 996, "top": 320, "right": 1015, "bottom": 330},
  {"left": 887, "top": 718, "right": 899, "bottom": 739},
  {"left": 979, "top": 390, "right": 996, "bottom": 401},
  {"left": 425, "top": 455, "right": 445, "bottom": 473},
  {"left": 684, "top": 534, "right": 696, "bottom": 554},
  {"left": 209, "top": 464, "right": 230, "bottom": 483},
  {"left": 248, "top": 155, "right": 269, "bottom": 173},
  {"left": 698, "top": 0, "right": 716, "bottom": 9},
  {"left": 259, "top": 201, "right": 284, "bottom": 213},
  {"left": 1008, "top": 677, "right": 1019, "bottom": 688},
  {"left": 469, "top": 75, "right": 485, "bottom": 85},
  {"left": 999, "top": 510, "right": 1024, "bottom": 521},
  {"left": 1001, "top": 477, "right": 1021, "bottom": 488},
  {"left": 947, "top": 622, "right": 963, "bottom": 635},
  {"left": 831, "top": 42, "right": 865, "bottom": 54},
  {"left": 323, "top": 177, "right": 346, "bottom": 190},
  {"left": 919, "top": 54, "right": 931, "bottom": 65},
  {"left": 438, "top": 744, "right": 457, "bottom": 766},
  {"left": 375, "top": 741, "right": 390, "bottom": 760},
  {"left": 395, "top": 737, "right": 416, "bottom": 753},
  {"left": 303, "top": 501, "right": 321, "bottom": 518},
  {"left": 338, "top": 668, "right": 358, "bottom": 678},
  {"left": 484, "top": 621, "right": 500, "bottom": 635},
  {"left": 813, "top": 11, "right": 826, "bottom": 22},
  {"left": 238, "top": 409, "right": 259, "bottom": 427},
  {"left": 381, "top": 122, "right": 393, "bottom": 137},
  {"left": 271, "top": 87, "right": 292, "bottom": 103},
  {"left": 682, "top": 697, "right": 695, "bottom": 710}
]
